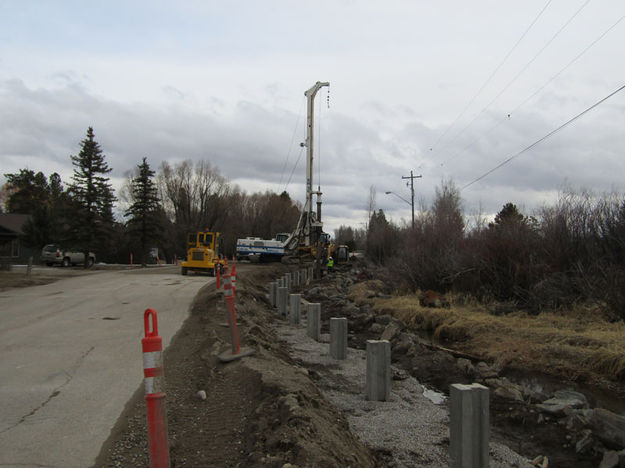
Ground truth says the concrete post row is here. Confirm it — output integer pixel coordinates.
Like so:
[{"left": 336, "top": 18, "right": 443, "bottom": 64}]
[
  {"left": 277, "top": 286, "right": 288, "bottom": 317},
  {"left": 307, "top": 303, "right": 321, "bottom": 341},
  {"left": 329, "top": 317, "right": 348, "bottom": 360},
  {"left": 308, "top": 266, "right": 314, "bottom": 282},
  {"left": 294, "top": 270, "right": 300, "bottom": 287},
  {"left": 289, "top": 294, "right": 301, "bottom": 325},
  {"left": 269, "top": 282, "right": 277, "bottom": 307},
  {"left": 300, "top": 269, "right": 307, "bottom": 285},
  {"left": 365, "top": 340, "right": 391, "bottom": 401},
  {"left": 284, "top": 274, "right": 291, "bottom": 292},
  {"left": 450, "top": 383, "right": 490, "bottom": 468}
]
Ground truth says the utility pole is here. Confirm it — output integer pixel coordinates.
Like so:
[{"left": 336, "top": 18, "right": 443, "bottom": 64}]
[{"left": 401, "top": 170, "right": 422, "bottom": 229}]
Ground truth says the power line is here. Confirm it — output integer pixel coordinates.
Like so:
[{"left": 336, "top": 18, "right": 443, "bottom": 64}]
[
  {"left": 279, "top": 97, "right": 306, "bottom": 186},
  {"left": 438, "top": 11, "right": 625, "bottom": 171},
  {"left": 429, "top": 0, "right": 553, "bottom": 152},
  {"left": 440, "top": 0, "right": 593, "bottom": 156},
  {"left": 284, "top": 146, "right": 305, "bottom": 191},
  {"left": 461, "top": 83, "right": 625, "bottom": 191}
]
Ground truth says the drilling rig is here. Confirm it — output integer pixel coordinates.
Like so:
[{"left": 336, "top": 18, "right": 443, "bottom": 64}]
[
  {"left": 235, "top": 81, "right": 336, "bottom": 271},
  {"left": 282, "top": 81, "right": 330, "bottom": 260}
]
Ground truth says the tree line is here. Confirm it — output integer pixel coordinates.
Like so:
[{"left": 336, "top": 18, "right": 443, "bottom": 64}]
[
  {"left": 340, "top": 180, "right": 625, "bottom": 321},
  {"left": 1, "top": 127, "right": 300, "bottom": 266}
]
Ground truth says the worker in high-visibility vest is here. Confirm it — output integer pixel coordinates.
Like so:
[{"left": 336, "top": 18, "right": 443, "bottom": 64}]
[{"left": 327, "top": 256, "right": 334, "bottom": 271}]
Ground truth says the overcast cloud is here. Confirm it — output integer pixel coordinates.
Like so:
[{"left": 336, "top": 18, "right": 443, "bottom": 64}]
[{"left": 1, "top": 0, "right": 624, "bottom": 233}]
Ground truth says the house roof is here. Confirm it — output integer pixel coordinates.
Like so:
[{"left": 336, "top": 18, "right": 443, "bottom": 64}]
[{"left": 0, "top": 214, "right": 31, "bottom": 235}]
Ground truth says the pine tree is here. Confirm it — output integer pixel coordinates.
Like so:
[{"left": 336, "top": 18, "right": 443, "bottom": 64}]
[
  {"left": 68, "top": 127, "right": 116, "bottom": 266},
  {"left": 125, "top": 157, "right": 162, "bottom": 266}
]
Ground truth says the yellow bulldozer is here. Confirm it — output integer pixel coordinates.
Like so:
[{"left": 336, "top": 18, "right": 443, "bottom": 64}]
[{"left": 181, "top": 230, "right": 224, "bottom": 276}]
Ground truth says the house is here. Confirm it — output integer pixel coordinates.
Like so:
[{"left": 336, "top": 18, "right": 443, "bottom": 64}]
[{"left": 0, "top": 213, "right": 33, "bottom": 263}]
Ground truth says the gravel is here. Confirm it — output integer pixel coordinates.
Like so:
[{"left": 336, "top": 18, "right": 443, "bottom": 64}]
[{"left": 277, "top": 321, "right": 534, "bottom": 468}]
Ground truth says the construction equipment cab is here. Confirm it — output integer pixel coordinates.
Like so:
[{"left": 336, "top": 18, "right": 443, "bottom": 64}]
[{"left": 181, "top": 230, "right": 223, "bottom": 276}]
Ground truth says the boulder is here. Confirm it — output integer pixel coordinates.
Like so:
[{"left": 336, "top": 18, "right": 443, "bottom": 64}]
[
  {"left": 374, "top": 314, "right": 392, "bottom": 325},
  {"left": 380, "top": 322, "right": 402, "bottom": 342},
  {"left": 587, "top": 408, "right": 625, "bottom": 449},
  {"left": 369, "top": 323, "right": 385, "bottom": 334},
  {"left": 343, "top": 303, "right": 359, "bottom": 316},
  {"left": 393, "top": 333, "right": 413, "bottom": 354},
  {"left": 456, "top": 358, "right": 475, "bottom": 377},
  {"left": 492, "top": 380, "right": 524, "bottom": 402},
  {"left": 475, "top": 361, "right": 498, "bottom": 379},
  {"left": 536, "top": 390, "right": 588, "bottom": 417},
  {"left": 598, "top": 450, "right": 625, "bottom": 468}
]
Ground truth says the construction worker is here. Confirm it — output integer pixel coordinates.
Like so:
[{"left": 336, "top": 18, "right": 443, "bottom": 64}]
[{"left": 327, "top": 256, "right": 334, "bottom": 271}]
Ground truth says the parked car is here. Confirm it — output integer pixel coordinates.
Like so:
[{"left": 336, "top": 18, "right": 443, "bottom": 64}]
[{"left": 41, "top": 244, "right": 95, "bottom": 267}]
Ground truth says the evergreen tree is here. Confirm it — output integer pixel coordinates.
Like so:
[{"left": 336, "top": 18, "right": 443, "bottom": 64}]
[
  {"left": 4, "top": 169, "right": 49, "bottom": 214},
  {"left": 68, "top": 127, "right": 116, "bottom": 266},
  {"left": 125, "top": 157, "right": 162, "bottom": 266},
  {"left": 4, "top": 170, "right": 71, "bottom": 248},
  {"left": 493, "top": 202, "right": 524, "bottom": 227}
]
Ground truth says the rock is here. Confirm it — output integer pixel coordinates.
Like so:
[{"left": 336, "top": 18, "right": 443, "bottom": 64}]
[
  {"left": 537, "top": 390, "right": 588, "bottom": 417},
  {"left": 456, "top": 358, "right": 475, "bottom": 376},
  {"left": 475, "top": 361, "right": 498, "bottom": 379},
  {"left": 374, "top": 314, "right": 392, "bottom": 325},
  {"left": 493, "top": 383, "right": 524, "bottom": 402},
  {"left": 598, "top": 450, "right": 621, "bottom": 468},
  {"left": 393, "top": 333, "right": 413, "bottom": 354},
  {"left": 196, "top": 390, "right": 207, "bottom": 401},
  {"left": 575, "top": 429, "right": 594, "bottom": 454},
  {"left": 392, "top": 368, "right": 409, "bottom": 381},
  {"left": 380, "top": 323, "right": 401, "bottom": 341},
  {"left": 587, "top": 408, "right": 625, "bottom": 449},
  {"left": 564, "top": 409, "right": 591, "bottom": 432},
  {"left": 369, "top": 323, "right": 385, "bottom": 334},
  {"left": 531, "top": 455, "right": 549, "bottom": 467}
]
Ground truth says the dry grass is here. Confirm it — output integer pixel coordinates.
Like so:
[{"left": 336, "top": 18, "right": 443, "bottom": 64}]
[{"left": 349, "top": 281, "right": 625, "bottom": 384}]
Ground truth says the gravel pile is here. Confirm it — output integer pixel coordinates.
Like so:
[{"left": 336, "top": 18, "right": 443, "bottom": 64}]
[{"left": 277, "top": 321, "right": 534, "bottom": 468}]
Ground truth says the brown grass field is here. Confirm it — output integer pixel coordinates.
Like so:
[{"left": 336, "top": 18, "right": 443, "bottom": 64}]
[{"left": 349, "top": 281, "right": 625, "bottom": 388}]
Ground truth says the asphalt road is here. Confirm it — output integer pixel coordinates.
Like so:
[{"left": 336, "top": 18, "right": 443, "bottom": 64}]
[{"left": 0, "top": 267, "right": 211, "bottom": 468}]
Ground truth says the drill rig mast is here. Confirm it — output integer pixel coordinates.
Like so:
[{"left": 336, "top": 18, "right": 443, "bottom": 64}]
[{"left": 284, "top": 81, "right": 330, "bottom": 254}]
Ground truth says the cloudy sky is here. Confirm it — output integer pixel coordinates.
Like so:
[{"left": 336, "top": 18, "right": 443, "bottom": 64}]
[{"left": 1, "top": 0, "right": 624, "bottom": 233}]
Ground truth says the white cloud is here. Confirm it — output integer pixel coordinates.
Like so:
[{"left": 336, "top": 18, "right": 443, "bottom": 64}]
[{"left": 1, "top": 1, "right": 624, "bottom": 235}]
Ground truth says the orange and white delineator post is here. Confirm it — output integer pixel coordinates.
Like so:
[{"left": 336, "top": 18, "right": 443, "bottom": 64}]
[
  {"left": 230, "top": 257, "right": 236, "bottom": 295},
  {"left": 142, "top": 308, "right": 170, "bottom": 468},
  {"left": 222, "top": 274, "right": 241, "bottom": 355}
]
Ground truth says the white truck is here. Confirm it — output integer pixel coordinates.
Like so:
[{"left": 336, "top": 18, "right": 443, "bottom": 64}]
[{"left": 236, "top": 233, "right": 289, "bottom": 262}]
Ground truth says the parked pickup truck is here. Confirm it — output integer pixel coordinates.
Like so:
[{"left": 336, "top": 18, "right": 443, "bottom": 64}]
[{"left": 41, "top": 244, "right": 95, "bottom": 267}]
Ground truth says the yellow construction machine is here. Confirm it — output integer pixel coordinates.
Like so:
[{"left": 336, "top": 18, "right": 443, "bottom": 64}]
[{"left": 181, "top": 230, "right": 224, "bottom": 276}]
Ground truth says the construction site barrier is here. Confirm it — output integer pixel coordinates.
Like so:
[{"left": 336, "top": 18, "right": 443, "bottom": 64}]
[
  {"left": 141, "top": 308, "right": 170, "bottom": 468},
  {"left": 231, "top": 257, "right": 236, "bottom": 295},
  {"left": 218, "top": 274, "right": 254, "bottom": 362},
  {"left": 223, "top": 274, "right": 240, "bottom": 354},
  {"left": 216, "top": 265, "right": 221, "bottom": 290}
]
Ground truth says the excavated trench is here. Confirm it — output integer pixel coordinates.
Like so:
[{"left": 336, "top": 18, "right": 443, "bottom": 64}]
[{"left": 302, "top": 267, "right": 625, "bottom": 468}]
